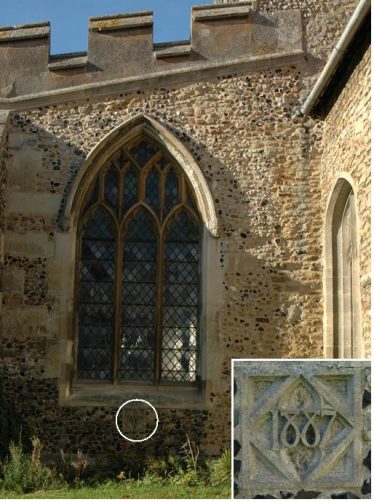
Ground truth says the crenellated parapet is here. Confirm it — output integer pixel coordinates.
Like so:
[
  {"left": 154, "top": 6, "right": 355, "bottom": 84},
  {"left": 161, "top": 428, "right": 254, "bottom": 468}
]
[{"left": 0, "top": 2, "right": 304, "bottom": 102}]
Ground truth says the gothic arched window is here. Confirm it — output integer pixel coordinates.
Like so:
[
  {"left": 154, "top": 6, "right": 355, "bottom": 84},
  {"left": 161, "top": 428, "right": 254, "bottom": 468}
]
[{"left": 76, "top": 136, "right": 201, "bottom": 384}]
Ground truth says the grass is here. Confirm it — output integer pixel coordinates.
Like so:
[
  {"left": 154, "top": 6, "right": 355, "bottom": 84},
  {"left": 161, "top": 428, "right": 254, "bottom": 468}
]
[
  {"left": 0, "top": 435, "right": 231, "bottom": 499},
  {"left": 0, "top": 479, "right": 231, "bottom": 499}
]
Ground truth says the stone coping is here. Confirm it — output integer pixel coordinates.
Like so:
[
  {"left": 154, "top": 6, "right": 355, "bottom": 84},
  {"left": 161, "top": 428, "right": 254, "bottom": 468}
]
[
  {"left": 154, "top": 44, "right": 192, "bottom": 59},
  {"left": 0, "top": 21, "right": 50, "bottom": 42},
  {"left": 49, "top": 54, "right": 88, "bottom": 71},
  {"left": 0, "top": 5, "right": 303, "bottom": 101},
  {"left": 0, "top": 49, "right": 305, "bottom": 111},
  {"left": 192, "top": 1, "right": 257, "bottom": 11},
  {"left": 193, "top": 4, "right": 255, "bottom": 21},
  {"left": 89, "top": 12, "right": 153, "bottom": 32}
]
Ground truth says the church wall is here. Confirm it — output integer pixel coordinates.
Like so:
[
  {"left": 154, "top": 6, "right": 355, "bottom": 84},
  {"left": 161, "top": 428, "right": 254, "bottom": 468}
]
[
  {"left": 0, "top": 0, "right": 357, "bottom": 101},
  {"left": 319, "top": 46, "right": 371, "bottom": 358},
  {"left": 258, "top": 0, "right": 357, "bottom": 62},
  {"left": 1, "top": 64, "right": 324, "bottom": 457},
  {"left": 0, "top": 0, "right": 368, "bottom": 460},
  {"left": 0, "top": 113, "right": 8, "bottom": 320}
]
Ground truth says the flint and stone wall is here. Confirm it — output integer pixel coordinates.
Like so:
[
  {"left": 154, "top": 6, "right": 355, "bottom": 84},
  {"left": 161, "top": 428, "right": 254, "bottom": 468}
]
[
  {"left": 1, "top": 67, "right": 324, "bottom": 457},
  {"left": 234, "top": 360, "right": 371, "bottom": 499},
  {"left": 0, "top": 112, "right": 8, "bottom": 319},
  {"left": 319, "top": 46, "right": 371, "bottom": 358}
]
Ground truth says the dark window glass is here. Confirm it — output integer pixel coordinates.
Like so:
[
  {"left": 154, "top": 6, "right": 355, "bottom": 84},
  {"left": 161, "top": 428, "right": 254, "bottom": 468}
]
[
  {"left": 120, "top": 209, "right": 157, "bottom": 382},
  {"left": 162, "top": 210, "right": 200, "bottom": 383},
  {"left": 104, "top": 167, "right": 119, "bottom": 212},
  {"left": 164, "top": 169, "right": 179, "bottom": 217},
  {"left": 145, "top": 168, "right": 160, "bottom": 216},
  {"left": 129, "top": 139, "right": 158, "bottom": 167},
  {"left": 77, "top": 208, "right": 115, "bottom": 380},
  {"left": 123, "top": 167, "right": 138, "bottom": 212}
]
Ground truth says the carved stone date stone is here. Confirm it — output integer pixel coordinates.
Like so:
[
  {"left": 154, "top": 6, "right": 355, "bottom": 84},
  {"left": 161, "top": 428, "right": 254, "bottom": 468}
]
[{"left": 233, "top": 361, "right": 371, "bottom": 499}]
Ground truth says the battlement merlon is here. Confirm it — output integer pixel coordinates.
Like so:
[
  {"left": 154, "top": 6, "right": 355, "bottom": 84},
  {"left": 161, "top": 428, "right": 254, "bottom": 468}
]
[{"left": 0, "top": 3, "right": 304, "bottom": 102}]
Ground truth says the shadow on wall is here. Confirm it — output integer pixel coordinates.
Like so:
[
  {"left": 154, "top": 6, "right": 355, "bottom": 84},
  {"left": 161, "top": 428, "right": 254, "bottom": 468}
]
[{"left": 1, "top": 108, "right": 323, "bottom": 458}]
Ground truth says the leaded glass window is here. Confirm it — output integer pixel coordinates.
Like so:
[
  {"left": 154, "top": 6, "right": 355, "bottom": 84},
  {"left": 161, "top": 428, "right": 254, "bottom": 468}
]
[{"left": 76, "top": 136, "right": 201, "bottom": 384}]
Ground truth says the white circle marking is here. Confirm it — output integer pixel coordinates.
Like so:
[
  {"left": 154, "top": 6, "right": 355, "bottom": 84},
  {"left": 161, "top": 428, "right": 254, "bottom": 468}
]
[{"left": 115, "top": 398, "right": 159, "bottom": 443}]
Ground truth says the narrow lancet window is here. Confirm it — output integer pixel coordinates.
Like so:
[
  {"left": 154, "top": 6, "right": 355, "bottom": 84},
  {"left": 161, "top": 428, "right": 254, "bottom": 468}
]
[{"left": 329, "top": 180, "right": 361, "bottom": 358}]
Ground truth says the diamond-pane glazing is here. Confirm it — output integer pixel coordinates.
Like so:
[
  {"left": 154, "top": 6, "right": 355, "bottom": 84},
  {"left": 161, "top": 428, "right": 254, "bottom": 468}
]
[
  {"left": 155, "top": 155, "right": 170, "bottom": 170},
  {"left": 78, "top": 346, "right": 113, "bottom": 380},
  {"left": 124, "top": 242, "right": 155, "bottom": 261},
  {"left": 80, "top": 261, "right": 114, "bottom": 283},
  {"left": 162, "top": 209, "right": 200, "bottom": 383},
  {"left": 162, "top": 327, "right": 197, "bottom": 349},
  {"left": 122, "top": 283, "right": 156, "bottom": 305},
  {"left": 125, "top": 209, "right": 157, "bottom": 241},
  {"left": 78, "top": 209, "right": 115, "bottom": 381},
  {"left": 120, "top": 327, "right": 154, "bottom": 348},
  {"left": 161, "top": 351, "right": 197, "bottom": 383},
  {"left": 165, "top": 242, "right": 199, "bottom": 261},
  {"left": 120, "top": 209, "right": 157, "bottom": 381},
  {"left": 80, "top": 281, "right": 113, "bottom": 304},
  {"left": 81, "top": 239, "right": 115, "bottom": 261},
  {"left": 79, "top": 325, "right": 112, "bottom": 348},
  {"left": 163, "top": 306, "right": 198, "bottom": 328},
  {"left": 83, "top": 208, "right": 114, "bottom": 239},
  {"left": 79, "top": 303, "right": 113, "bottom": 325},
  {"left": 164, "top": 284, "right": 198, "bottom": 306},
  {"left": 165, "top": 262, "right": 199, "bottom": 284},
  {"left": 145, "top": 169, "right": 160, "bottom": 215},
  {"left": 164, "top": 170, "right": 179, "bottom": 216},
  {"left": 166, "top": 210, "right": 200, "bottom": 241},
  {"left": 124, "top": 167, "right": 138, "bottom": 212},
  {"left": 104, "top": 167, "right": 119, "bottom": 211},
  {"left": 129, "top": 139, "right": 158, "bottom": 167},
  {"left": 123, "top": 261, "right": 156, "bottom": 283}
]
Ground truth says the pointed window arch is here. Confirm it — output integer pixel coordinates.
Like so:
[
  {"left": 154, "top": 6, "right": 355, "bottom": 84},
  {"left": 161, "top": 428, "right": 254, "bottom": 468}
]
[
  {"left": 76, "top": 135, "right": 202, "bottom": 384},
  {"left": 325, "top": 177, "right": 362, "bottom": 358}
]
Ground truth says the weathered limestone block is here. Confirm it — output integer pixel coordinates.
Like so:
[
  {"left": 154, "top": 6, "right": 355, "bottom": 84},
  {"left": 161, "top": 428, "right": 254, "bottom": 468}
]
[
  {"left": 88, "top": 13, "right": 154, "bottom": 76},
  {"left": 7, "top": 192, "right": 61, "bottom": 216},
  {"left": 1, "top": 306, "right": 54, "bottom": 339},
  {"left": 1, "top": 266, "right": 24, "bottom": 293},
  {"left": 44, "top": 338, "right": 73, "bottom": 379},
  {"left": 7, "top": 148, "right": 42, "bottom": 191},
  {"left": 47, "top": 259, "right": 74, "bottom": 304},
  {"left": 5, "top": 231, "right": 54, "bottom": 257},
  {"left": 234, "top": 361, "right": 371, "bottom": 498},
  {"left": 191, "top": 6, "right": 302, "bottom": 61},
  {"left": 0, "top": 23, "right": 50, "bottom": 98}
]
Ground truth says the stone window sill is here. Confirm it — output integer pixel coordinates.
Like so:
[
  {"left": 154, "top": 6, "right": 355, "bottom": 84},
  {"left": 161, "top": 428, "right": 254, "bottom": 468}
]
[{"left": 60, "top": 381, "right": 205, "bottom": 409}]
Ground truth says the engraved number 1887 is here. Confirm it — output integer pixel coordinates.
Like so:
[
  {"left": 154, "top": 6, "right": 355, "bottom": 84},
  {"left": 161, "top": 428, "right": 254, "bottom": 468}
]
[{"left": 271, "top": 410, "right": 336, "bottom": 449}]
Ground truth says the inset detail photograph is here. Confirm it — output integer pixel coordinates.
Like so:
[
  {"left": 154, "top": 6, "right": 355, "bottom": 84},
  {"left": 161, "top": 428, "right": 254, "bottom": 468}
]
[
  {"left": 233, "top": 360, "right": 371, "bottom": 499},
  {"left": 0, "top": 0, "right": 370, "bottom": 498}
]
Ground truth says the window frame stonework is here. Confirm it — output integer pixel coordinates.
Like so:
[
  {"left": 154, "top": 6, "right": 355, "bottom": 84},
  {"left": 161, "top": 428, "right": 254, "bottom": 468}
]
[{"left": 57, "top": 114, "right": 220, "bottom": 408}]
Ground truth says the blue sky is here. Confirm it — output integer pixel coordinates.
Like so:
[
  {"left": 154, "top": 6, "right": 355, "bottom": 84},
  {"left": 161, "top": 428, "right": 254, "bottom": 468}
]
[{"left": 0, "top": 0, "right": 212, "bottom": 54}]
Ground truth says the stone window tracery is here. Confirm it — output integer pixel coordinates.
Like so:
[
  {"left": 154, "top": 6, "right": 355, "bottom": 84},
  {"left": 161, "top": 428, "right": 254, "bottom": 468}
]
[{"left": 75, "top": 136, "right": 201, "bottom": 385}]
